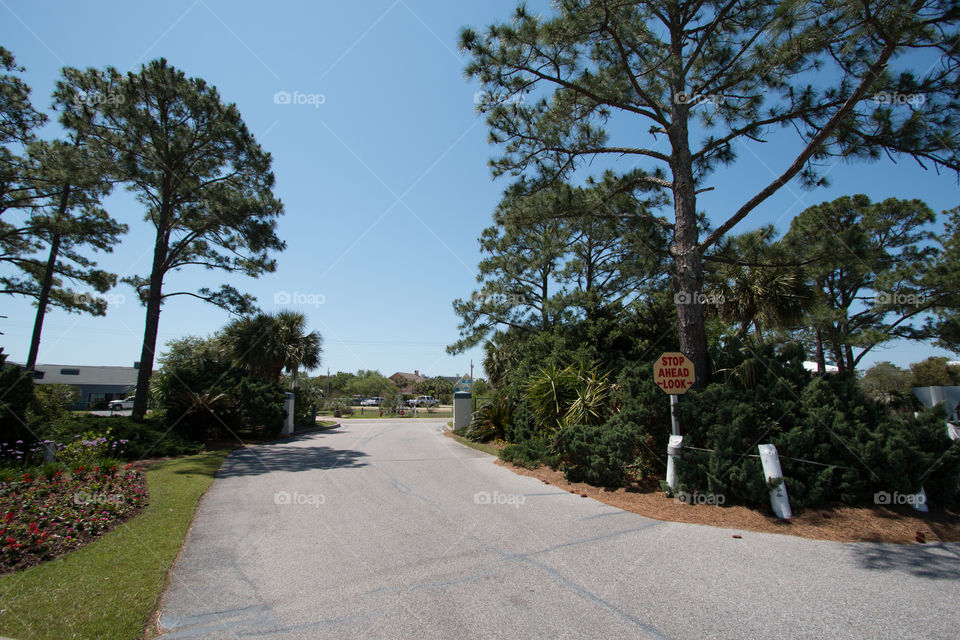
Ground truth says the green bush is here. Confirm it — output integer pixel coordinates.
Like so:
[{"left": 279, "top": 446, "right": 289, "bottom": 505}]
[
  {"left": 324, "top": 398, "right": 354, "bottom": 417},
  {"left": 555, "top": 420, "right": 644, "bottom": 487},
  {"left": 27, "top": 383, "right": 78, "bottom": 425},
  {"left": 504, "top": 401, "right": 535, "bottom": 443},
  {"left": 45, "top": 415, "right": 203, "bottom": 460},
  {"left": 499, "top": 437, "right": 558, "bottom": 469},
  {"left": 675, "top": 346, "right": 960, "bottom": 509},
  {"left": 234, "top": 378, "right": 286, "bottom": 435},
  {"left": 0, "top": 365, "right": 35, "bottom": 444},
  {"left": 467, "top": 397, "right": 513, "bottom": 442}
]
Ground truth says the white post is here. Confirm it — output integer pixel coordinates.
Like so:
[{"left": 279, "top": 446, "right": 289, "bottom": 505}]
[
  {"left": 282, "top": 392, "right": 295, "bottom": 436},
  {"left": 666, "top": 435, "right": 683, "bottom": 490},
  {"left": 758, "top": 444, "right": 792, "bottom": 519},
  {"left": 670, "top": 395, "right": 679, "bottom": 436}
]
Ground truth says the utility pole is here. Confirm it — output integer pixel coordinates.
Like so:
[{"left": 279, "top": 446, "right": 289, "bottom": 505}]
[
  {"left": 470, "top": 359, "right": 473, "bottom": 381},
  {"left": 325, "top": 367, "right": 330, "bottom": 400}
]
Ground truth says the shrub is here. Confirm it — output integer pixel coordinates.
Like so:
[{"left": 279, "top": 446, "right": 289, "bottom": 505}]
[
  {"left": 58, "top": 431, "right": 115, "bottom": 470},
  {"left": 467, "top": 397, "right": 513, "bottom": 442},
  {"left": 43, "top": 415, "right": 202, "bottom": 460},
  {"left": 676, "top": 349, "right": 960, "bottom": 509},
  {"left": 504, "top": 401, "right": 535, "bottom": 443},
  {"left": 0, "top": 365, "right": 35, "bottom": 444},
  {"left": 233, "top": 378, "right": 286, "bottom": 435},
  {"left": 324, "top": 398, "right": 354, "bottom": 417},
  {"left": 27, "top": 384, "right": 78, "bottom": 425},
  {"left": 499, "top": 437, "right": 558, "bottom": 469},
  {"left": 555, "top": 420, "right": 643, "bottom": 487}
]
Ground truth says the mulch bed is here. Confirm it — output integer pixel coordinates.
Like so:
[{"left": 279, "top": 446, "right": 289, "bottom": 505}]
[
  {"left": 0, "top": 467, "right": 148, "bottom": 574},
  {"left": 500, "top": 461, "right": 960, "bottom": 544}
]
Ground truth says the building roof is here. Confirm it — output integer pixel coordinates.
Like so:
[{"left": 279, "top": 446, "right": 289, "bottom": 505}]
[
  {"left": 29, "top": 363, "right": 138, "bottom": 386},
  {"left": 390, "top": 371, "right": 426, "bottom": 382}
]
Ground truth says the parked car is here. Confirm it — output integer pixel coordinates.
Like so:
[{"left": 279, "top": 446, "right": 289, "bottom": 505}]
[
  {"left": 109, "top": 396, "right": 135, "bottom": 411},
  {"left": 360, "top": 397, "right": 383, "bottom": 406},
  {"left": 412, "top": 395, "right": 439, "bottom": 407}
]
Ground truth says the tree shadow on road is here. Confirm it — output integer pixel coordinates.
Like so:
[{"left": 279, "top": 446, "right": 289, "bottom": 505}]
[
  {"left": 850, "top": 542, "right": 960, "bottom": 580},
  {"left": 213, "top": 437, "right": 369, "bottom": 477}
]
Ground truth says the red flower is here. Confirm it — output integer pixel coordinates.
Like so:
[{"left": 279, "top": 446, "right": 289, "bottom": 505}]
[
  {"left": 4, "top": 511, "right": 13, "bottom": 523},
  {"left": 22, "top": 473, "right": 30, "bottom": 482}
]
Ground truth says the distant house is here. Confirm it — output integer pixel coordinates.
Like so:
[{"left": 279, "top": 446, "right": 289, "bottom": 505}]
[
  {"left": 20, "top": 363, "right": 138, "bottom": 407},
  {"left": 389, "top": 370, "right": 425, "bottom": 393},
  {"left": 802, "top": 361, "right": 839, "bottom": 374}
]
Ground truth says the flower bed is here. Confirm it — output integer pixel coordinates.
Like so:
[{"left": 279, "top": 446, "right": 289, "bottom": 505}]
[{"left": 0, "top": 466, "right": 147, "bottom": 574}]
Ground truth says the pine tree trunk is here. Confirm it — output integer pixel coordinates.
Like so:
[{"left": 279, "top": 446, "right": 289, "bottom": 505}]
[
  {"left": 26, "top": 183, "right": 71, "bottom": 371},
  {"left": 814, "top": 328, "right": 825, "bottom": 375},
  {"left": 670, "top": 101, "right": 709, "bottom": 388},
  {"left": 132, "top": 211, "right": 170, "bottom": 421},
  {"left": 26, "top": 232, "right": 63, "bottom": 370}
]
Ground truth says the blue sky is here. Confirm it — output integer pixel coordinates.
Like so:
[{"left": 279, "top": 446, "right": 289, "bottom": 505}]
[{"left": 1, "top": 0, "right": 957, "bottom": 379}]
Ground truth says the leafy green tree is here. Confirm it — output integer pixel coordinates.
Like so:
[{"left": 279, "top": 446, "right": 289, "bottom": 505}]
[
  {"left": 784, "top": 195, "right": 938, "bottom": 371},
  {"left": 859, "top": 361, "right": 913, "bottom": 403},
  {"left": 909, "top": 356, "right": 960, "bottom": 388},
  {"left": 58, "top": 59, "right": 285, "bottom": 419},
  {"left": 413, "top": 376, "right": 454, "bottom": 404},
  {"left": 462, "top": 0, "right": 960, "bottom": 385},
  {"left": 345, "top": 370, "right": 395, "bottom": 399}
]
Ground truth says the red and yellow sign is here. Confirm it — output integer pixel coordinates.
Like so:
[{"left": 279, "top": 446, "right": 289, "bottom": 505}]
[{"left": 654, "top": 352, "right": 695, "bottom": 395}]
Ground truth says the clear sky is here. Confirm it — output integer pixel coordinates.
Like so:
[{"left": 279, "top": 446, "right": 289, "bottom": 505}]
[{"left": 1, "top": 0, "right": 957, "bottom": 379}]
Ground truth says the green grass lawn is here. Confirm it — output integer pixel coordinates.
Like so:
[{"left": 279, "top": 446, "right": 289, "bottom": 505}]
[
  {"left": 448, "top": 432, "right": 500, "bottom": 457},
  {"left": 0, "top": 449, "right": 231, "bottom": 640}
]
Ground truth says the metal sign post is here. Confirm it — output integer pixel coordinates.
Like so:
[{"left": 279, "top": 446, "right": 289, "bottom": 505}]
[{"left": 654, "top": 352, "right": 695, "bottom": 490}]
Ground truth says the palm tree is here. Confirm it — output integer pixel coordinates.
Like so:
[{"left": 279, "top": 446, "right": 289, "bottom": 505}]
[
  {"left": 275, "top": 310, "right": 322, "bottom": 389},
  {"left": 710, "top": 227, "right": 813, "bottom": 342},
  {"left": 221, "top": 311, "right": 322, "bottom": 386}
]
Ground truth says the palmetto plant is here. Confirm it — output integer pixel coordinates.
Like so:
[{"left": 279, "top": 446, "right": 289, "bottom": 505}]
[
  {"left": 526, "top": 361, "right": 611, "bottom": 431},
  {"left": 565, "top": 367, "right": 611, "bottom": 427},
  {"left": 467, "top": 396, "right": 514, "bottom": 442}
]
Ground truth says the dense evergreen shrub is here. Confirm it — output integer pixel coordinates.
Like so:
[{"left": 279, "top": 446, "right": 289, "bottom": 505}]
[
  {"left": 499, "top": 437, "right": 558, "bottom": 469},
  {"left": 676, "top": 345, "right": 960, "bottom": 509},
  {"left": 555, "top": 421, "right": 638, "bottom": 487},
  {"left": 0, "top": 365, "right": 35, "bottom": 444}
]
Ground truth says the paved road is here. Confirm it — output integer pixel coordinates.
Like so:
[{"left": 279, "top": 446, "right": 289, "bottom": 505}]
[{"left": 158, "top": 419, "right": 960, "bottom": 639}]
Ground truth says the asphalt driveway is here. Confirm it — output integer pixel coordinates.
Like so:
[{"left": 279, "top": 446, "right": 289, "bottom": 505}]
[{"left": 157, "top": 418, "right": 960, "bottom": 639}]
